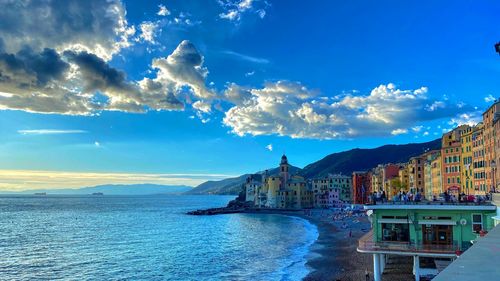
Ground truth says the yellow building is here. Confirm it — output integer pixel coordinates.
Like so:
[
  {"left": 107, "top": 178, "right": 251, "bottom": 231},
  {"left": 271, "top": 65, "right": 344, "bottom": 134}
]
[
  {"left": 423, "top": 150, "right": 440, "bottom": 199},
  {"left": 398, "top": 163, "right": 409, "bottom": 191},
  {"left": 254, "top": 154, "right": 313, "bottom": 209},
  {"left": 460, "top": 125, "right": 474, "bottom": 195},
  {"left": 431, "top": 154, "right": 442, "bottom": 197}
]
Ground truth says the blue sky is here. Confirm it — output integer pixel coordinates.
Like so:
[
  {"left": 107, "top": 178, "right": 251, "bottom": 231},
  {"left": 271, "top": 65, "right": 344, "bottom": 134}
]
[{"left": 0, "top": 0, "right": 499, "bottom": 189}]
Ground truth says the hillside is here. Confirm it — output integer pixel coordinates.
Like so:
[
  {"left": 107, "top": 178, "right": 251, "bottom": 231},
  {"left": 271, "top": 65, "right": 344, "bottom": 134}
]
[
  {"left": 299, "top": 138, "right": 441, "bottom": 178},
  {"left": 186, "top": 166, "right": 301, "bottom": 195},
  {"left": 1, "top": 184, "right": 193, "bottom": 195},
  {"left": 189, "top": 139, "right": 441, "bottom": 195}
]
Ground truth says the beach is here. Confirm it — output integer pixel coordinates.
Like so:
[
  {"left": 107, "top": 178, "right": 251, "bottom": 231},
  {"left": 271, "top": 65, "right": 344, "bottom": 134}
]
[
  {"left": 243, "top": 208, "right": 375, "bottom": 281},
  {"left": 300, "top": 209, "right": 373, "bottom": 281},
  {"left": 298, "top": 209, "right": 414, "bottom": 281}
]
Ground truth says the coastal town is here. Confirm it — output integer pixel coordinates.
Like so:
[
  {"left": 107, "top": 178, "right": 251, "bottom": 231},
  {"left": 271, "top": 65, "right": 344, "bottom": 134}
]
[{"left": 240, "top": 100, "right": 500, "bottom": 281}]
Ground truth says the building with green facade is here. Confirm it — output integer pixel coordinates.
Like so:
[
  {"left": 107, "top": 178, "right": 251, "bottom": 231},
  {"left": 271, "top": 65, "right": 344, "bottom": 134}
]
[{"left": 357, "top": 202, "right": 496, "bottom": 281}]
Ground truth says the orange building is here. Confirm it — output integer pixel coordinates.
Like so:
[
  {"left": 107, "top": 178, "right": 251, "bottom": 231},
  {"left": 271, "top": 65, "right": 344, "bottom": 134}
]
[
  {"left": 408, "top": 156, "right": 425, "bottom": 193},
  {"left": 441, "top": 126, "right": 468, "bottom": 195}
]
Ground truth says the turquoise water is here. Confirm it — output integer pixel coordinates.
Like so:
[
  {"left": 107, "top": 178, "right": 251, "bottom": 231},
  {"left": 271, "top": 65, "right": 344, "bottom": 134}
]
[{"left": 0, "top": 195, "right": 318, "bottom": 280}]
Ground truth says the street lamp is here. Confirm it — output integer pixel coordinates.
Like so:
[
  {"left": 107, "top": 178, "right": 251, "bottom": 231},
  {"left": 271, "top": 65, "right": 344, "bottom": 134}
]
[{"left": 492, "top": 160, "right": 497, "bottom": 193}]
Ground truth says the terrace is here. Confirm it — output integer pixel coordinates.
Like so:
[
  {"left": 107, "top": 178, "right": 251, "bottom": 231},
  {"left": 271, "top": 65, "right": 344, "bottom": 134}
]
[
  {"left": 357, "top": 230, "right": 461, "bottom": 257},
  {"left": 364, "top": 200, "right": 496, "bottom": 211}
]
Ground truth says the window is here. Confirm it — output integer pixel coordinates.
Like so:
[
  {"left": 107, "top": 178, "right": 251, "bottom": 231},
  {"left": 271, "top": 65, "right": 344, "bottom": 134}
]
[
  {"left": 381, "top": 223, "right": 409, "bottom": 242},
  {"left": 472, "top": 214, "right": 483, "bottom": 233}
]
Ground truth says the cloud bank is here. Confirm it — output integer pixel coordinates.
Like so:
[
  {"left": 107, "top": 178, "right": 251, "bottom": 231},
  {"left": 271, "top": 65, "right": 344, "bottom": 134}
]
[{"left": 222, "top": 82, "right": 474, "bottom": 139}]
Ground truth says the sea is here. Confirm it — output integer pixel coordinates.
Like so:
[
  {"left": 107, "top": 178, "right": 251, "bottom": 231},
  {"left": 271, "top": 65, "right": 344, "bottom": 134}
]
[{"left": 0, "top": 195, "right": 319, "bottom": 281}]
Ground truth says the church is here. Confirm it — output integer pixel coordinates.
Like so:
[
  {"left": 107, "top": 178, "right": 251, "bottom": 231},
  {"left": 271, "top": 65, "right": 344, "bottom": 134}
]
[{"left": 245, "top": 155, "right": 314, "bottom": 209}]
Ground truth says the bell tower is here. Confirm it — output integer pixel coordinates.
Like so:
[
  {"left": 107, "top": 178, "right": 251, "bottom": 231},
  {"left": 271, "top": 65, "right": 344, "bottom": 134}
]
[{"left": 280, "top": 154, "right": 289, "bottom": 188}]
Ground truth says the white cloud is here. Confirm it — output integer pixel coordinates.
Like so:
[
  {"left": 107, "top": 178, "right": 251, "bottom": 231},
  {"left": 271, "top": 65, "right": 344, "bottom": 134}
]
[
  {"left": 411, "top": 126, "right": 423, "bottom": 133},
  {"left": 266, "top": 144, "right": 273, "bottom": 151},
  {"left": 138, "top": 21, "right": 159, "bottom": 44},
  {"left": 223, "top": 82, "right": 476, "bottom": 139},
  {"left": 391, "top": 129, "right": 408, "bottom": 135},
  {"left": 485, "top": 94, "right": 496, "bottom": 103},
  {"left": 448, "top": 112, "right": 482, "bottom": 127},
  {"left": 245, "top": 71, "right": 255, "bottom": 77},
  {"left": 425, "top": 101, "right": 445, "bottom": 111},
  {"left": 157, "top": 4, "right": 171, "bottom": 16},
  {"left": 220, "top": 10, "right": 240, "bottom": 21},
  {"left": 18, "top": 129, "right": 87, "bottom": 135},
  {"left": 218, "top": 0, "right": 269, "bottom": 22},
  {"left": 193, "top": 100, "right": 212, "bottom": 113},
  {"left": 94, "top": 141, "right": 101, "bottom": 147},
  {"left": 148, "top": 40, "right": 215, "bottom": 100}
]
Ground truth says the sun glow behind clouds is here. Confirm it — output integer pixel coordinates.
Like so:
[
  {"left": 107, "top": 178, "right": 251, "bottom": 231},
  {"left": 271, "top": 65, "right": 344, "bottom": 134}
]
[{"left": 0, "top": 170, "right": 236, "bottom": 191}]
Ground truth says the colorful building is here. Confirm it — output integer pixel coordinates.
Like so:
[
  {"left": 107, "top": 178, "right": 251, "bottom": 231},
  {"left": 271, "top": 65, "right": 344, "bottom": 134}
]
[
  {"left": 311, "top": 176, "right": 329, "bottom": 208},
  {"left": 430, "top": 155, "right": 442, "bottom": 197},
  {"left": 244, "top": 174, "right": 263, "bottom": 204},
  {"left": 441, "top": 126, "right": 467, "bottom": 196},
  {"left": 482, "top": 101, "right": 500, "bottom": 193},
  {"left": 330, "top": 174, "right": 352, "bottom": 203},
  {"left": 408, "top": 156, "right": 425, "bottom": 194},
  {"left": 251, "top": 154, "right": 313, "bottom": 209},
  {"left": 398, "top": 164, "right": 410, "bottom": 192},
  {"left": 357, "top": 202, "right": 497, "bottom": 281},
  {"left": 460, "top": 126, "right": 474, "bottom": 195},
  {"left": 495, "top": 116, "right": 500, "bottom": 192},
  {"left": 472, "top": 123, "right": 486, "bottom": 195},
  {"left": 353, "top": 171, "right": 372, "bottom": 204},
  {"left": 423, "top": 150, "right": 440, "bottom": 199}
]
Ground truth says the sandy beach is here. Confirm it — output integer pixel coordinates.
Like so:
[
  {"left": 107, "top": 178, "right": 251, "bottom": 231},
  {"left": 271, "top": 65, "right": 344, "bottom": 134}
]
[
  {"left": 298, "top": 209, "right": 414, "bottom": 281},
  {"left": 300, "top": 209, "right": 373, "bottom": 281}
]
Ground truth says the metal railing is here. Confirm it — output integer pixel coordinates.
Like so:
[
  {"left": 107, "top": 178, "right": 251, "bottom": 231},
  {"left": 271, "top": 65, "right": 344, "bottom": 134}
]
[
  {"left": 365, "top": 200, "right": 493, "bottom": 206},
  {"left": 358, "top": 230, "right": 461, "bottom": 254}
]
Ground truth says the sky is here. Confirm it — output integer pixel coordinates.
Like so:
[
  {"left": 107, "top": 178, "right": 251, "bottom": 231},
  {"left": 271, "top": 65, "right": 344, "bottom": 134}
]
[{"left": 0, "top": 0, "right": 499, "bottom": 190}]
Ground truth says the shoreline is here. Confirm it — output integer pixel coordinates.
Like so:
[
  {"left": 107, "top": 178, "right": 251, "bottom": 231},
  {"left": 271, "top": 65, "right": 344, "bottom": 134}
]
[{"left": 241, "top": 208, "right": 373, "bottom": 281}]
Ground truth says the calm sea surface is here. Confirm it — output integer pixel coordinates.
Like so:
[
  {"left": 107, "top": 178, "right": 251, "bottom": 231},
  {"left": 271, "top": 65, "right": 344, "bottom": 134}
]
[{"left": 0, "top": 195, "right": 318, "bottom": 281}]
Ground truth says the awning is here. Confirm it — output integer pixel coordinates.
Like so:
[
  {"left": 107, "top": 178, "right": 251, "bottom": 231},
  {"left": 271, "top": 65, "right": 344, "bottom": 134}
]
[
  {"left": 378, "top": 218, "right": 410, "bottom": 224},
  {"left": 418, "top": 220, "right": 457, "bottom": 225},
  {"left": 491, "top": 216, "right": 500, "bottom": 221}
]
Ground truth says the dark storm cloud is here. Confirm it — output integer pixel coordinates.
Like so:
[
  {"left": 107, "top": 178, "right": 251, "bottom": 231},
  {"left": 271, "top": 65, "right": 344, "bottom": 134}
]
[
  {"left": 0, "top": 0, "right": 133, "bottom": 60},
  {"left": 64, "top": 50, "right": 133, "bottom": 93}
]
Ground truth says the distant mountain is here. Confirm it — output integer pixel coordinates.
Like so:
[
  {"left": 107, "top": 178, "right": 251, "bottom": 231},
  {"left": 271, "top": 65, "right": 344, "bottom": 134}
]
[
  {"left": 189, "top": 139, "right": 441, "bottom": 195},
  {"left": 299, "top": 138, "right": 441, "bottom": 178},
  {"left": 0, "top": 184, "right": 193, "bottom": 195},
  {"left": 186, "top": 165, "right": 301, "bottom": 195}
]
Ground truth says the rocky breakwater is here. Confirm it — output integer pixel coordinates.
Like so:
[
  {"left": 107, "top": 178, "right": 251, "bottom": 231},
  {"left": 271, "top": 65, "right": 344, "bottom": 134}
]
[{"left": 187, "top": 198, "right": 253, "bottom": 215}]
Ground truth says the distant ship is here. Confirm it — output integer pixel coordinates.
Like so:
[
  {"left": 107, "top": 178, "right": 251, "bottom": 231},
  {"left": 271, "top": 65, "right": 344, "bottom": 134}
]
[
  {"left": 92, "top": 192, "right": 104, "bottom": 196},
  {"left": 34, "top": 192, "right": 47, "bottom": 196}
]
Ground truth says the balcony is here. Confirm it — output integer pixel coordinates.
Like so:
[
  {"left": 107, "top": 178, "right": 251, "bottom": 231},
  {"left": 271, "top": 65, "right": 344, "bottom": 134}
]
[{"left": 357, "top": 230, "right": 460, "bottom": 257}]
